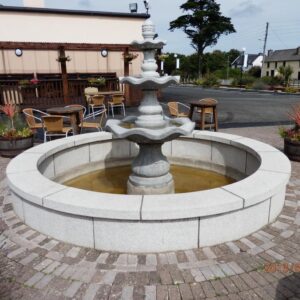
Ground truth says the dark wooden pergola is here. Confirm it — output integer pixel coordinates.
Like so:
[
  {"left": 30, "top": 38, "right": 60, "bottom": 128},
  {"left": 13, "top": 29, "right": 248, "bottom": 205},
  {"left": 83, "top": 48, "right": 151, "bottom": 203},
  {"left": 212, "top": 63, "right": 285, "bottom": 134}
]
[{"left": 0, "top": 41, "right": 138, "bottom": 105}]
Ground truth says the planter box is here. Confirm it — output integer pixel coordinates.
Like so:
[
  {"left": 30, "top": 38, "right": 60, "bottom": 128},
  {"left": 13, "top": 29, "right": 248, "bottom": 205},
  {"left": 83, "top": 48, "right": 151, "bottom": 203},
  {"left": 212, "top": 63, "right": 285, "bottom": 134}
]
[
  {"left": 0, "top": 135, "right": 34, "bottom": 158},
  {"left": 284, "top": 137, "right": 300, "bottom": 162}
]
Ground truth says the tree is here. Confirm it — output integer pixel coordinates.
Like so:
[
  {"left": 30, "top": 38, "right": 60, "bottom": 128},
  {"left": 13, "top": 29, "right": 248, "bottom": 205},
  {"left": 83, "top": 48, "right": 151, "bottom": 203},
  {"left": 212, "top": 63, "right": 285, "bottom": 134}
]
[
  {"left": 169, "top": 0, "right": 235, "bottom": 78},
  {"left": 277, "top": 65, "right": 294, "bottom": 87}
]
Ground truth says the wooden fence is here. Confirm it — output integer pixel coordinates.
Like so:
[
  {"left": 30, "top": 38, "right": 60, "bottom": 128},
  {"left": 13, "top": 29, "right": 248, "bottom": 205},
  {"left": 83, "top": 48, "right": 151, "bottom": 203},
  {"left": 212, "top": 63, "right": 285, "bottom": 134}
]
[{"left": 0, "top": 78, "right": 120, "bottom": 109}]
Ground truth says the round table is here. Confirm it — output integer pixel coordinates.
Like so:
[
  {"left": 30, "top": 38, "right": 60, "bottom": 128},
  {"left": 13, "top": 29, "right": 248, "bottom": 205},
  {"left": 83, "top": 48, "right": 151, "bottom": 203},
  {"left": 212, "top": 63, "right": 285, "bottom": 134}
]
[{"left": 47, "top": 106, "right": 83, "bottom": 135}]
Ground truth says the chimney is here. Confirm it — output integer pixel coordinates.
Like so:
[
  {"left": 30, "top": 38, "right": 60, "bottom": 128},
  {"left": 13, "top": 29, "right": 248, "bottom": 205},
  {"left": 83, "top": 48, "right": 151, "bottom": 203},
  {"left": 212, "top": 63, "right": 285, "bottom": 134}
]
[
  {"left": 23, "top": 0, "right": 45, "bottom": 8},
  {"left": 267, "top": 49, "right": 273, "bottom": 56}
]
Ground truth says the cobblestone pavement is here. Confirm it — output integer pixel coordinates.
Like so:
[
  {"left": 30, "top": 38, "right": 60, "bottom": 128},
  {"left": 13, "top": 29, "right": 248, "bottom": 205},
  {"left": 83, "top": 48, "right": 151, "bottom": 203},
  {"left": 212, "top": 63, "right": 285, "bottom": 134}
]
[{"left": 0, "top": 127, "right": 300, "bottom": 300}]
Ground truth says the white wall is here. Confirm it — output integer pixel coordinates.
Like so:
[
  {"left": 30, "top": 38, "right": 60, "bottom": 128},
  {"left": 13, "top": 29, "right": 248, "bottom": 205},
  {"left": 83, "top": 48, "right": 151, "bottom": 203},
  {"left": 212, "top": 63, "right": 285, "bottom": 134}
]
[{"left": 0, "top": 12, "right": 144, "bottom": 44}]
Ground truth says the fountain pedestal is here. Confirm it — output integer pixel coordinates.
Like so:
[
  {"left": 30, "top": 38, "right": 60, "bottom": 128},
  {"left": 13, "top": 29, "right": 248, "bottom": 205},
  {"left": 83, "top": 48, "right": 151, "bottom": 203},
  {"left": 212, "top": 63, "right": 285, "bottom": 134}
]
[{"left": 128, "top": 142, "right": 174, "bottom": 194}]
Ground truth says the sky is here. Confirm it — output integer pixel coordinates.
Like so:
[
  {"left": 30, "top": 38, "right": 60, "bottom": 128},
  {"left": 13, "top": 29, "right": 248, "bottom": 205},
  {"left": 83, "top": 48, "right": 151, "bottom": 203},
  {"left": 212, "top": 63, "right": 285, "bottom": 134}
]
[{"left": 1, "top": 0, "right": 300, "bottom": 55}]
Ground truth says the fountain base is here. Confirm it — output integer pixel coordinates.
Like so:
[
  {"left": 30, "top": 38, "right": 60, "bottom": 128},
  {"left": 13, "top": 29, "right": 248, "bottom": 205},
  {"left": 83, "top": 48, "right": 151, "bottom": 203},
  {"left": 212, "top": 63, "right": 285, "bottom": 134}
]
[
  {"left": 128, "top": 142, "right": 174, "bottom": 194},
  {"left": 128, "top": 174, "right": 174, "bottom": 195}
]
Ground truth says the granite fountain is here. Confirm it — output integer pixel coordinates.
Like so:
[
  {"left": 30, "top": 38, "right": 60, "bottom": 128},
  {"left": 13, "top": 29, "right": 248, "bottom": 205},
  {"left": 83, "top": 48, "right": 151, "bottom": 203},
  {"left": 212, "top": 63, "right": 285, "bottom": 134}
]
[
  {"left": 6, "top": 19, "right": 291, "bottom": 252},
  {"left": 106, "top": 18, "right": 194, "bottom": 195}
]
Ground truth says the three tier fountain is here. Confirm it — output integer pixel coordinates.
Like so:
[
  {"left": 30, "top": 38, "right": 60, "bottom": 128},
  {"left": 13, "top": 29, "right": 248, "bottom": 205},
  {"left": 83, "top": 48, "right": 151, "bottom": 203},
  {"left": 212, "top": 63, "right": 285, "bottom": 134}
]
[{"left": 106, "top": 18, "right": 195, "bottom": 195}]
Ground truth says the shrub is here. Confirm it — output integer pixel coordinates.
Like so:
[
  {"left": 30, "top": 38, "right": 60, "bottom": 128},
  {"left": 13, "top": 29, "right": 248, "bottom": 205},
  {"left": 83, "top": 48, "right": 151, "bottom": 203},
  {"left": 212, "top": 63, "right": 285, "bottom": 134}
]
[
  {"left": 261, "top": 76, "right": 283, "bottom": 86},
  {"left": 284, "top": 86, "right": 298, "bottom": 93},
  {"left": 202, "top": 74, "right": 219, "bottom": 87},
  {"left": 252, "top": 80, "right": 269, "bottom": 90},
  {"left": 247, "top": 66, "right": 261, "bottom": 78}
]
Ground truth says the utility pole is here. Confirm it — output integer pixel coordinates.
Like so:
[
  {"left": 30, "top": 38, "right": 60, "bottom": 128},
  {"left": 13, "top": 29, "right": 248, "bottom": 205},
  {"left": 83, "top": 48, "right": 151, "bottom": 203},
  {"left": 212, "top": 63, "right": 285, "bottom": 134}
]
[{"left": 261, "top": 22, "right": 269, "bottom": 77}]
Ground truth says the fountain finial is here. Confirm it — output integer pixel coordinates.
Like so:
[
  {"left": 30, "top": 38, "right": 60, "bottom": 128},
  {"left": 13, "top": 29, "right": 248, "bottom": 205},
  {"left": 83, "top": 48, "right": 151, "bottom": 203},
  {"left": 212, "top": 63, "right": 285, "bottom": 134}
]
[{"left": 142, "top": 19, "right": 155, "bottom": 40}]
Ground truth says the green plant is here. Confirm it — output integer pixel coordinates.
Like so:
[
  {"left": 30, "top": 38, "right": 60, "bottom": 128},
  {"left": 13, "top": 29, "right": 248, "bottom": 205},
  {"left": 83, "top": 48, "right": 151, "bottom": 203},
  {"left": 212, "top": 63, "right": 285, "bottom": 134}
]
[
  {"left": 279, "top": 104, "right": 300, "bottom": 141},
  {"left": 122, "top": 52, "right": 138, "bottom": 62},
  {"left": 252, "top": 80, "right": 269, "bottom": 90},
  {"left": 18, "top": 80, "right": 30, "bottom": 87},
  {"left": 0, "top": 104, "right": 33, "bottom": 139},
  {"left": 277, "top": 65, "right": 294, "bottom": 87},
  {"left": 261, "top": 76, "right": 283, "bottom": 87},
  {"left": 202, "top": 74, "right": 219, "bottom": 87},
  {"left": 284, "top": 86, "right": 298, "bottom": 94},
  {"left": 87, "top": 77, "right": 106, "bottom": 87}
]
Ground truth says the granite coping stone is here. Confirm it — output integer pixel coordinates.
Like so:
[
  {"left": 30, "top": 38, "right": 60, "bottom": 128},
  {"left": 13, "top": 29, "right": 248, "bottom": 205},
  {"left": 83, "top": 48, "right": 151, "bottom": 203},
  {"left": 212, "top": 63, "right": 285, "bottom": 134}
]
[{"left": 6, "top": 131, "right": 291, "bottom": 222}]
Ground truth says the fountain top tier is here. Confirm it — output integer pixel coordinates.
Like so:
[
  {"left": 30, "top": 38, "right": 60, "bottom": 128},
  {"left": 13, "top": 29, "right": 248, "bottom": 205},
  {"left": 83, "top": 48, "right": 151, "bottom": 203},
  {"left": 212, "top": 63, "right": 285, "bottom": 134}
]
[
  {"left": 106, "top": 18, "right": 194, "bottom": 138},
  {"left": 120, "top": 18, "right": 179, "bottom": 86}
]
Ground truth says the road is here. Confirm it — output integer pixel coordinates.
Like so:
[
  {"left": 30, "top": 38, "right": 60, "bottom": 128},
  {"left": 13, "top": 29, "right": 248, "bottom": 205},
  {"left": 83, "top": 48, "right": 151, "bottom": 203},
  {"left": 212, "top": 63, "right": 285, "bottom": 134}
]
[{"left": 160, "top": 86, "right": 300, "bottom": 128}]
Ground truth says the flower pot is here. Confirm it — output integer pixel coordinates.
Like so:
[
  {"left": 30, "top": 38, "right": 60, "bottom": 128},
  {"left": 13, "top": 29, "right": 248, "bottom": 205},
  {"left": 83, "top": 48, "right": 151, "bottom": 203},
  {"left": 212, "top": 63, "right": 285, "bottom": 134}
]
[
  {"left": 0, "top": 135, "right": 34, "bottom": 158},
  {"left": 284, "top": 137, "right": 300, "bottom": 162}
]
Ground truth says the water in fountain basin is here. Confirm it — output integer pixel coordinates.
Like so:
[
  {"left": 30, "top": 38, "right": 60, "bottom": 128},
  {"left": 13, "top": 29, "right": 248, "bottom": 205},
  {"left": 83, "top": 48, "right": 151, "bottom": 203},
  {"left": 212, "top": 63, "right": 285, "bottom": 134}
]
[{"left": 64, "top": 165, "right": 235, "bottom": 195}]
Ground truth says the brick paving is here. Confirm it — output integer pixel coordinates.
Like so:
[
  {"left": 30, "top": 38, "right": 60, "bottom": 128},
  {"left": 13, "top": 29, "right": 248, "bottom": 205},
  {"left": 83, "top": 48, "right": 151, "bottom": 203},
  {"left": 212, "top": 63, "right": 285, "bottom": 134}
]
[{"left": 0, "top": 126, "right": 300, "bottom": 300}]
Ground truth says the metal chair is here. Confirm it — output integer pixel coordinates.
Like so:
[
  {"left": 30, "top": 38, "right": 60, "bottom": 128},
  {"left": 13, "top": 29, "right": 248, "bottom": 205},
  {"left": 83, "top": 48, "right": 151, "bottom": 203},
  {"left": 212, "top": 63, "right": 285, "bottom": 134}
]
[
  {"left": 42, "top": 115, "right": 73, "bottom": 143},
  {"left": 108, "top": 94, "right": 126, "bottom": 118},
  {"left": 167, "top": 101, "right": 190, "bottom": 117},
  {"left": 84, "top": 87, "right": 98, "bottom": 114},
  {"left": 23, "top": 108, "right": 49, "bottom": 131},
  {"left": 89, "top": 95, "right": 106, "bottom": 119},
  {"left": 79, "top": 109, "right": 107, "bottom": 132}
]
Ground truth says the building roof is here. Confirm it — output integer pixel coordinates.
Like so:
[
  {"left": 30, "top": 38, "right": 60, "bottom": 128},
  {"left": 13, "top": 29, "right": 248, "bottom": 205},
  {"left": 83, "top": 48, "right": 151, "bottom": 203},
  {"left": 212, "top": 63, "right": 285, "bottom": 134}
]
[
  {"left": 265, "top": 48, "right": 300, "bottom": 62},
  {"left": 231, "top": 54, "right": 261, "bottom": 66},
  {"left": 0, "top": 5, "right": 149, "bottom": 19}
]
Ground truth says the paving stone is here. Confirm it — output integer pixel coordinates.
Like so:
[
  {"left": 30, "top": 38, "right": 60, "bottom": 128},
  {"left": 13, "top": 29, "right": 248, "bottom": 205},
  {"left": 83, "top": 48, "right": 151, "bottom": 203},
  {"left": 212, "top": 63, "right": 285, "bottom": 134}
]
[
  {"left": 43, "top": 261, "right": 60, "bottom": 274},
  {"left": 159, "top": 268, "right": 173, "bottom": 285},
  {"left": 19, "top": 252, "right": 39, "bottom": 265},
  {"left": 34, "top": 258, "right": 53, "bottom": 272},
  {"left": 101, "top": 271, "right": 117, "bottom": 285},
  {"left": 24, "top": 272, "right": 45, "bottom": 287},
  {"left": 83, "top": 283, "right": 100, "bottom": 300},
  {"left": 64, "top": 281, "right": 83, "bottom": 298},
  {"left": 201, "top": 281, "right": 217, "bottom": 298},
  {"left": 168, "top": 285, "right": 181, "bottom": 300},
  {"left": 34, "top": 274, "right": 54, "bottom": 289},
  {"left": 220, "top": 277, "right": 240, "bottom": 294},
  {"left": 7, "top": 247, "right": 26, "bottom": 259},
  {"left": 156, "top": 285, "right": 168, "bottom": 300},
  {"left": 210, "top": 279, "right": 229, "bottom": 296},
  {"left": 190, "top": 282, "right": 206, "bottom": 299},
  {"left": 146, "top": 254, "right": 157, "bottom": 266},
  {"left": 145, "top": 285, "right": 156, "bottom": 300}
]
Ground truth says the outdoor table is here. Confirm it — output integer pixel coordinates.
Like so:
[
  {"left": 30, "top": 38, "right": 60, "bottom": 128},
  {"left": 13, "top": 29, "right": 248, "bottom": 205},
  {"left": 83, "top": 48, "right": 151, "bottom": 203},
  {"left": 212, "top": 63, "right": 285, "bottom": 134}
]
[
  {"left": 188, "top": 100, "right": 218, "bottom": 131},
  {"left": 47, "top": 106, "right": 83, "bottom": 135}
]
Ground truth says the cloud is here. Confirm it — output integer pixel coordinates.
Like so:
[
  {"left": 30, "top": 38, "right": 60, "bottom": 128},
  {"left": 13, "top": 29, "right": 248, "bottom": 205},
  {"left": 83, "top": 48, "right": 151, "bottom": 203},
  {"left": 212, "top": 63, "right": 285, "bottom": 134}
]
[
  {"left": 230, "top": 1, "right": 263, "bottom": 18},
  {"left": 78, "top": 0, "right": 91, "bottom": 8}
]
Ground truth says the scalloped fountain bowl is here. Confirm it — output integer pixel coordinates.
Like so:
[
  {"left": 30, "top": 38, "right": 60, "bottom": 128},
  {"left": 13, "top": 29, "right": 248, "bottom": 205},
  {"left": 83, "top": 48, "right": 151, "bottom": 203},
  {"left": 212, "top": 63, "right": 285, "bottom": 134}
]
[{"left": 6, "top": 131, "right": 291, "bottom": 252}]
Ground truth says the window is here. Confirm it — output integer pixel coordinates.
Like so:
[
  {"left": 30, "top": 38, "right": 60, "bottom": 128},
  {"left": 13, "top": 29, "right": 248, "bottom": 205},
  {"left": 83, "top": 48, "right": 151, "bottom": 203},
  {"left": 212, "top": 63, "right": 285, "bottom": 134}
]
[
  {"left": 275, "top": 62, "right": 278, "bottom": 68},
  {"left": 267, "top": 62, "right": 270, "bottom": 68},
  {"left": 271, "top": 70, "right": 275, "bottom": 77},
  {"left": 298, "top": 72, "right": 300, "bottom": 80},
  {"left": 283, "top": 61, "right": 286, "bottom": 67},
  {"left": 266, "top": 71, "right": 269, "bottom": 76}
]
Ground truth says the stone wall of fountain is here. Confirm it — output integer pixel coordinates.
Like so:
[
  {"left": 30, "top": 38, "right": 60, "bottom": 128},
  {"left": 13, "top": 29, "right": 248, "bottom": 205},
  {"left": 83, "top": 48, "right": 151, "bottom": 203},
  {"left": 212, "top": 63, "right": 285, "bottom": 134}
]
[
  {"left": 106, "top": 19, "right": 194, "bottom": 195},
  {"left": 6, "top": 131, "right": 291, "bottom": 252}
]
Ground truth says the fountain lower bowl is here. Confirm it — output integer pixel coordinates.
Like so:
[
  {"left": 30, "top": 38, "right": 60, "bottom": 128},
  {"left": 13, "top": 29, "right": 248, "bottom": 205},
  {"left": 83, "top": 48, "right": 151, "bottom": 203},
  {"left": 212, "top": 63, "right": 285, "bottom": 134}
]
[{"left": 6, "top": 131, "right": 291, "bottom": 252}]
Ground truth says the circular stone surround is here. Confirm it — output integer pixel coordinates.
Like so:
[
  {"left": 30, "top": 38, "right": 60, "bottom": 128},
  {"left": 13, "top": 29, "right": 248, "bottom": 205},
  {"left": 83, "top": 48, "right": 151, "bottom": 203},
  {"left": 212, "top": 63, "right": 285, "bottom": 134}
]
[{"left": 6, "top": 131, "right": 291, "bottom": 253}]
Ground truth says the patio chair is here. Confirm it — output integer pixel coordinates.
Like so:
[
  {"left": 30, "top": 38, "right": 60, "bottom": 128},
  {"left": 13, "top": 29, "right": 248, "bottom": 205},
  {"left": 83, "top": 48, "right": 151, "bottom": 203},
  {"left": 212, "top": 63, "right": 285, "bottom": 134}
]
[
  {"left": 42, "top": 115, "right": 73, "bottom": 143},
  {"left": 23, "top": 108, "right": 49, "bottom": 131},
  {"left": 84, "top": 87, "right": 98, "bottom": 114},
  {"left": 89, "top": 95, "right": 106, "bottom": 119},
  {"left": 79, "top": 109, "right": 107, "bottom": 132},
  {"left": 108, "top": 94, "right": 126, "bottom": 118},
  {"left": 167, "top": 101, "right": 190, "bottom": 117}
]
